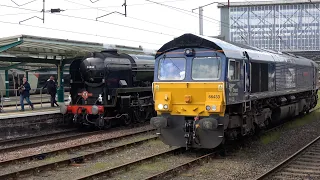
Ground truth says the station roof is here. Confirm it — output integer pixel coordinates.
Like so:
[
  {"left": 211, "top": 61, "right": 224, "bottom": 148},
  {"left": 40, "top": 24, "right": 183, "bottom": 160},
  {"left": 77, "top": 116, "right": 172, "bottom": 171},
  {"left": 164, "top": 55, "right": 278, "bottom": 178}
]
[
  {"left": 218, "top": 0, "right": 320, "bottom": 8},
  {"left": 0, "top": 34, "right": 156, "bottom": 71}
]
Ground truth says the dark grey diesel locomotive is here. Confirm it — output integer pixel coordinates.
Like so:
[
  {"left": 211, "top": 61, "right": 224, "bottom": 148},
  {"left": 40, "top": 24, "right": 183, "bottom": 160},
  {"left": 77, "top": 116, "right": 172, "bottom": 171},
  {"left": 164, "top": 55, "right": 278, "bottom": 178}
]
[
  {"left": 150, "top": 33, "right": 319, "bottom": 149},
  {"left": 61, "top": 50, "right": 155, "bottom": 129}
]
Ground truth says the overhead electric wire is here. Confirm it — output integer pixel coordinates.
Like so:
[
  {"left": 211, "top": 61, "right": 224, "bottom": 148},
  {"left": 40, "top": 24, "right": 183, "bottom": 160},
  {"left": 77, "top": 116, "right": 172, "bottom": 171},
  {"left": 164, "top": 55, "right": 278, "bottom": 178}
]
[
  {"left": 145, "top": 0, "right": 230, "bottom": 27},
  {"left": 0, "top": 19, "right": 163, "bottom": 45},
  {"left": 64, "top": 0, "right": 191, "bottom": 33},
  {"left": 0, "top": 12, "right": 39, "bottom": 17},
  {"left": 66, "top": 0, "right": 192, "bottom": 9},
  {"left": 144, "top": 0, "right": 249, "bottom": 38},
  {"left": 0, "top": 3, "right": 175, "bottom": 37},
  {"left": 10, "top": 0, "right": 38, "bottom": 7}
]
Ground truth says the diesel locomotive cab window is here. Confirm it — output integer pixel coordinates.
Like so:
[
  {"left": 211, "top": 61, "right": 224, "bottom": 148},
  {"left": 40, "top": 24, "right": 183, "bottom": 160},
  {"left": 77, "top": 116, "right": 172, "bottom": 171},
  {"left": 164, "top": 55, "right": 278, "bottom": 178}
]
[
  {"left": 228, "top": 60, "right": 240, "bottom": 81},
  {"left": 158, "top": 57, "right": 186, "bottom": 80},
  {"left": 191, "top": 57, "right": 221, "bottom": 80}
]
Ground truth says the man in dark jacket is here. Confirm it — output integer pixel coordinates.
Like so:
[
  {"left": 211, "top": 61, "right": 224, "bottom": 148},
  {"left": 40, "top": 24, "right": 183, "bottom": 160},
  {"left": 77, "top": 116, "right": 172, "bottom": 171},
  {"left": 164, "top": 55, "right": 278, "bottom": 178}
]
[
  {"left": 19, "top": 77, "right": 34, "bottom": 111},
  {"left": 43, "top": 76, "right": 59, "bottom": 107}
]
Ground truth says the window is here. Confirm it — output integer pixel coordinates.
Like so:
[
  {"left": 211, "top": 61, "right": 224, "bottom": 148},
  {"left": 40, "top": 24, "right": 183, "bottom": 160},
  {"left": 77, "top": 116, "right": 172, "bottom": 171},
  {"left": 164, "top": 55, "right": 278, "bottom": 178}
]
[
  {"left": 192, "top": 57, "right": 221, "bottom": 80},
  {"left": 158, "top": 57, "right": 186, "bottom": 80},
  {"left": 228, "top": 60, "right": 240, "bottom": 80}
]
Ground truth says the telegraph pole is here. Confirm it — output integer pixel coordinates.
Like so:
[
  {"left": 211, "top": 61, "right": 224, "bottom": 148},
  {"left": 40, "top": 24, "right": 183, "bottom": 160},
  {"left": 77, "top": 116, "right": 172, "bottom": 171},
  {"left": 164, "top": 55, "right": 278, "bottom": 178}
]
[
  {"left": 199, "top": 7, "right": 203, "bottom": 35},
  {"left": 192, "top": 2, "right": 225, "bottom": 36}
]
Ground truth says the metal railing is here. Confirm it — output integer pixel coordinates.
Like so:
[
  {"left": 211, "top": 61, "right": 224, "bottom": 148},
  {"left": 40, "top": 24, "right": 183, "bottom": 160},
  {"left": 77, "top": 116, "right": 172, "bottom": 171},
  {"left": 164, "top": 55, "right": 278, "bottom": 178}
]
[{"left": 0, "top": 88, "right": 70, "bottom": 112}]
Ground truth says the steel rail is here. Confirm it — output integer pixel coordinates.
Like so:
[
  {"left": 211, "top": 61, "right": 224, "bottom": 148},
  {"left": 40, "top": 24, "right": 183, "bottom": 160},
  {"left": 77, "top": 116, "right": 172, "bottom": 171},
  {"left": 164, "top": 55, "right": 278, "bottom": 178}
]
[
  {"left": 76, "top": 147, "right": 184, "bottom": 180},
  {"left": 255, "top": 135, "right": 320, "bottom": 179},
  {"left": 0, "top": 128, "right": 77, "bottom": 144},
  {"left": 143, "top": 152, "right": 215, "bottom": 180},
  {"left": 0, "top": 127, "right": 155, "bottom": 167},
  {"left": 0, "top": 131, "right": 157, "bottom": 179}
]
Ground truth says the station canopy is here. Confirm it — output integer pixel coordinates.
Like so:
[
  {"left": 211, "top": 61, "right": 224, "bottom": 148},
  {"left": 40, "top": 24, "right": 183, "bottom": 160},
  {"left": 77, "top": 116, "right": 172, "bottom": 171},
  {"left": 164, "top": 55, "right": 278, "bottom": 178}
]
[{"left": 0, "top": 34, "right": 156, "bottom": 72}]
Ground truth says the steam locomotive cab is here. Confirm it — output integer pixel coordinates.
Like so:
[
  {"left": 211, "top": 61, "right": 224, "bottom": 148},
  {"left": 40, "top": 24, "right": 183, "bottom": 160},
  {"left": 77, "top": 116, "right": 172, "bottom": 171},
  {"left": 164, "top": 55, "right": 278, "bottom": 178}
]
[{"left": 61, "top": 50, "right": 155, "bottom": 129}]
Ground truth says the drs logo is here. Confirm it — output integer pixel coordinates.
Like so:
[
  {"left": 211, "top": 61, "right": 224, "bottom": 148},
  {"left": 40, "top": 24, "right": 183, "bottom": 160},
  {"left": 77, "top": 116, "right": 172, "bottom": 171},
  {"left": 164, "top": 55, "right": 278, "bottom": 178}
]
[{"left": 208, "top": 95, "right": 220, "bottom": 99}]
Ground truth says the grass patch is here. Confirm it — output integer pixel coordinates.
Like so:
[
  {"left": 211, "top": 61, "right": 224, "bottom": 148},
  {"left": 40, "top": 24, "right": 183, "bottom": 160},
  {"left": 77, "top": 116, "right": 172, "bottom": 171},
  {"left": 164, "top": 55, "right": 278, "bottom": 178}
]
[
  {"left": 284, "top": 113, "right": 315, "bottom": 130},
  {"left": 92, "top": 162, "right": 108, "bottom": 170},
  {"left": 258, "top": 91, "right": 320, "bottom": 145},
  {"left": 260, "top": 131, "right": 281, "bottom": 145}
]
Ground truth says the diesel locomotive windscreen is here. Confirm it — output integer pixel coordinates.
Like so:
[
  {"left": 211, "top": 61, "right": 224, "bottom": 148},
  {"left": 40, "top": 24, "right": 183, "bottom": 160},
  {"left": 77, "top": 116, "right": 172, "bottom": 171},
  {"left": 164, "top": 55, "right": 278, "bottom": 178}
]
[{"left": 158, "top": 57, "right": 186, "bottom": 80}]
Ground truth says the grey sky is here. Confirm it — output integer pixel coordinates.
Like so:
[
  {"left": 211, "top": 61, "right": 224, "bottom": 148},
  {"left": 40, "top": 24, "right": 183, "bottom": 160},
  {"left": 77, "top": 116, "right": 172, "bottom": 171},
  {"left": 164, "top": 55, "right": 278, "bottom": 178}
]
[{"left": 0, "top": 0, "right": 245, "bottom": 50}]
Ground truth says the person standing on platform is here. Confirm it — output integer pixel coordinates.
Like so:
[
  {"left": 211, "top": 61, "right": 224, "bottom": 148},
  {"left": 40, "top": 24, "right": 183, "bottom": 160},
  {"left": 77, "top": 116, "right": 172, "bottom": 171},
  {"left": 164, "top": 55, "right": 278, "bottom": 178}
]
[
  {"left": 42, "top": 76, "right": 59, "bottom": 107},
  {"left": 19, "top": 77, "right": 34, "bottom": 111}
]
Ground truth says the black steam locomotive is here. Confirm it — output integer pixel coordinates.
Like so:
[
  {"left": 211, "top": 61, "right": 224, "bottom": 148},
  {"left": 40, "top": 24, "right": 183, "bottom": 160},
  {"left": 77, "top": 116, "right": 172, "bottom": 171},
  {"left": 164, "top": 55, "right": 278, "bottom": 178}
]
[{"left": 61, "top": 50, "right": 155, "bottom": 129}]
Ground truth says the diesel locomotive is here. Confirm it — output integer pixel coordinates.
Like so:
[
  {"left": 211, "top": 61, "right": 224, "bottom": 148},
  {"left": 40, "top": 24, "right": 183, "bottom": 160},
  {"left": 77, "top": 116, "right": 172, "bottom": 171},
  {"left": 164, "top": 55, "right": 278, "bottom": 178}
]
[
  {"left": 60, "top": 50, "right": 155, "bottom": 129},
  {"left": 150, "top": 33, "right": 319, "bottom": 149}
]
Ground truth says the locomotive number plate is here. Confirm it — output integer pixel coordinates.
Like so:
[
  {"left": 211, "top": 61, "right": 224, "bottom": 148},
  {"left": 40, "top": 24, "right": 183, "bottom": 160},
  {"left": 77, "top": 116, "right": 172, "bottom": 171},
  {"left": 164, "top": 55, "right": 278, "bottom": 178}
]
[{"left": 208, "top": 95, "right": 220, "bottom": 99}]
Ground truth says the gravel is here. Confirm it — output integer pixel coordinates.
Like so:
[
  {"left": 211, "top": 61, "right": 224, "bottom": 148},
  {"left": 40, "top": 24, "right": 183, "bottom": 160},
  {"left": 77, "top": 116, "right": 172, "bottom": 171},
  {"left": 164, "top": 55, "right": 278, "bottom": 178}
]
[
  {"left": 0, "top": 131, "right": 157, "bottom": 176},
  {"left": 26, "top": 139, "right": 174, "bottom": 180},
  {"left": 0, "top": 129, "right": 79, "bottom": 150},
  {"left": 0, "top": 125, "right": 153, "bottom": 163},
  {"left": 171, "top": 110, "right": 320, "bottom": 180},
  {"left": 104, "top": 153, "right": 196, "bottom": 180}
]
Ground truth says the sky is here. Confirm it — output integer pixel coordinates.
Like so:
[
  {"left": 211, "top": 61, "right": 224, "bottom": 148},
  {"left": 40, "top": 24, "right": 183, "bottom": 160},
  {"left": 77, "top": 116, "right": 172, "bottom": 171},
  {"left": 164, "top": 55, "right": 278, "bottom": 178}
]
[{"left": 0, "top": 0, "right": 246, "bottom": 51}]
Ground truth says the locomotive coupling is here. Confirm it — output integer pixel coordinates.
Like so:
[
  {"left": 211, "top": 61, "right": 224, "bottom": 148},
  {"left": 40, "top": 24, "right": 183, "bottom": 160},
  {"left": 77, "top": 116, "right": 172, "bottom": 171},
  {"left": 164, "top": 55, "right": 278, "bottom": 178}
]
[
  {"left": 150, "top": 116, "right": 168, "bottom": 129},
  {"left": 197, "top": 117, "right": 219, "bottom": 130}
]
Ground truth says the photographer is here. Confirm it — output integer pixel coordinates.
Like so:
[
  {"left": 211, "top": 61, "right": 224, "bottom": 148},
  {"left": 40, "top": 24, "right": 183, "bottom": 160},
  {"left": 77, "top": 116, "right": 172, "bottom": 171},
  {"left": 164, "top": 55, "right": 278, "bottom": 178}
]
[{"left": 19, "top": 77, "right": 34, "bottom": 111}]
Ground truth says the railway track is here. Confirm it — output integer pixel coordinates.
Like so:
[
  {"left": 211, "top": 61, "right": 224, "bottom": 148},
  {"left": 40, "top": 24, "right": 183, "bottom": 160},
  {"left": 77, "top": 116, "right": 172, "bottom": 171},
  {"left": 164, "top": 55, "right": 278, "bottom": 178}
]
[
  {"left": 0, "top": 128, "right": 79, "bottom": 152},
  {"left": 0, "top": 128, "right": 76, "bottom": 144},
  {"left": 0, "top": 122, "right": 152, "bottom": 153},
  {"left": 256, "top": 135, "right": 320, "bottom": 180},
  {"left": 0, "top": 127, "right": 156, "bottom": 179}
]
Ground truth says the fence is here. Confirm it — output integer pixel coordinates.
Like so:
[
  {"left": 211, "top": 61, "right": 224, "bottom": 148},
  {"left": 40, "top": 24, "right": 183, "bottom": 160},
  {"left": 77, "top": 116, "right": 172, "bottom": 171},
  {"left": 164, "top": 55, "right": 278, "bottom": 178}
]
[{"left": 0, "top": 88, "right": 70, "bottom": 112}]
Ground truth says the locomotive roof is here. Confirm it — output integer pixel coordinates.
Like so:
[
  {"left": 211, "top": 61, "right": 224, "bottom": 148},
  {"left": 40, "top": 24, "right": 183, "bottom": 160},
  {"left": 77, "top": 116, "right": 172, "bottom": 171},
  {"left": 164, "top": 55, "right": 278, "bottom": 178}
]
[{"left": 156, "top": 33, "right": 317, "bottom": 67}]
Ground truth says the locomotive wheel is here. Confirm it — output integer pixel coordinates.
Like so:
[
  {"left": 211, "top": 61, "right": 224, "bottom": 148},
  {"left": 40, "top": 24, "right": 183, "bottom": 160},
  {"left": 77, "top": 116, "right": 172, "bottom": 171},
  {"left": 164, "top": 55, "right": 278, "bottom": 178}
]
[
  {"left": 103, "top": 119, "right": 112, "bottom": 130},
  {"left": 134, "top": 111, "right": 146, "bottom": 123},
  {"left": 123, "top": 115, "right": 132, "bottom": 126}
]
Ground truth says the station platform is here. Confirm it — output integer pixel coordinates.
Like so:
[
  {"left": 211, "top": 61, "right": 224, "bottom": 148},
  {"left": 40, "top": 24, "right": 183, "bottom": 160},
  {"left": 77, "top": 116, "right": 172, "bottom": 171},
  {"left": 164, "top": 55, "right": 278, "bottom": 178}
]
[
  {"left": 0, "top": 103, "right": 60, "bottom": 120},
  {"left": 0, "top": 103, "right": 66, "bottom": 140},
  {"left": 1, "top": 92, "right": 69, "bottom": 107}
]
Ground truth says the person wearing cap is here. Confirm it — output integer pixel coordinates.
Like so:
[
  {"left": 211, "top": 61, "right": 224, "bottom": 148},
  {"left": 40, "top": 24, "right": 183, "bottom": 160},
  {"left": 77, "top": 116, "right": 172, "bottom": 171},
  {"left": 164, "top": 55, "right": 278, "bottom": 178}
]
[{"left": 19, "top": 77, "right": 34, "bottom": 111}]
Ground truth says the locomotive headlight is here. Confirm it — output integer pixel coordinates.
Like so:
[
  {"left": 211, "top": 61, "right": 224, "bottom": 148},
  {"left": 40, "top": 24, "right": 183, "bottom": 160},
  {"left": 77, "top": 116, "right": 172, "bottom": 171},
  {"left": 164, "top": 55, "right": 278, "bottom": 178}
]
[
  {"left": 206, "top": 105, "right": 211, "bottom": 111},
  {"left": 212, "top": 105, "right": 217, "bottom": 111},
  {"left": 92, "top": 105, "right": 99, "bottom": 115},
  {"left": 60, "top": 105, "right": 68, "bottom": 114},
  {"left": 184, "top": 48, "right": 194, "bottom": 57},
  {"left": 158, "top": 104, "right": 163, "bottom": 110},
  {"left": 163, "top": 104, "right": 168, "bottom": 109}
]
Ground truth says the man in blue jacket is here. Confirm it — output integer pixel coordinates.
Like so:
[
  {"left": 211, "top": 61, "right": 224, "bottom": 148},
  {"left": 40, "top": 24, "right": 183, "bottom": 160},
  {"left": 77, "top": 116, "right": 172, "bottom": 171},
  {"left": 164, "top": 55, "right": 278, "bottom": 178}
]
[{"left": 19, "top": 77, "right": 34, "bottom": 111}]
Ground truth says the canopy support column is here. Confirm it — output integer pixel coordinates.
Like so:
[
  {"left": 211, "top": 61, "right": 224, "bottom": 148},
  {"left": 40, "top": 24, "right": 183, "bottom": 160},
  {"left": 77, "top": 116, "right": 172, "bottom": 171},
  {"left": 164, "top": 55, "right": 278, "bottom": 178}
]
[
  {"left": 25, "top": 71, "right": 28, "bottom": 80},
  {"left": 5, "top": 70, "right": 9, "bottom": 97},
  {"left": 57, "top": 61, "right": 65, "bottom": 103}
]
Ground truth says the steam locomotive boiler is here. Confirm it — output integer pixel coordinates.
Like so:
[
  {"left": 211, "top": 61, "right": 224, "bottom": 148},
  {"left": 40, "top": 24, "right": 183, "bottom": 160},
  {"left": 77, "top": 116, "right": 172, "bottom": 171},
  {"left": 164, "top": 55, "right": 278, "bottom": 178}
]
[{"left": 61, "top": 50, "right": 155, "bottom": 129}]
